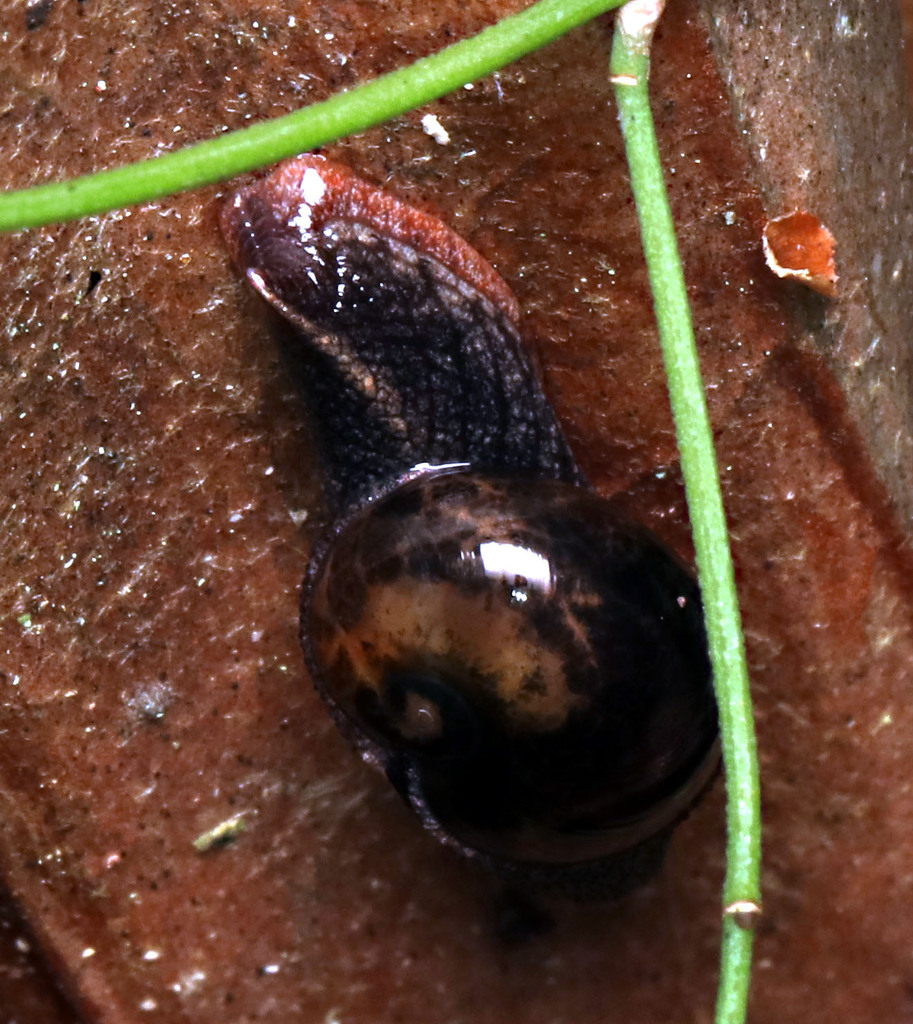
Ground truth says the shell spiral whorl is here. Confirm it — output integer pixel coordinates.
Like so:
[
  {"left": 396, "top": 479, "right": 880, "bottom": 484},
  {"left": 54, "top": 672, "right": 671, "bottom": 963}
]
[{"left": 222, "top": 154, "right": 719, "bottom": 897}]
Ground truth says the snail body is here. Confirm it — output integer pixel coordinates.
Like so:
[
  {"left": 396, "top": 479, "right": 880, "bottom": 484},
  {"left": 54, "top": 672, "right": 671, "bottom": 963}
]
[{"left": 222, "top": 155, "right": 718, "bottom": 896}]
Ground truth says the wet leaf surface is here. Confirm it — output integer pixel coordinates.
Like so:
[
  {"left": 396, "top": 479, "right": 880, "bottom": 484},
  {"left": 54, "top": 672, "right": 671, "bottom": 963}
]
[{"left": 1, "top": 1, "right": 913, "bottom": 1022}]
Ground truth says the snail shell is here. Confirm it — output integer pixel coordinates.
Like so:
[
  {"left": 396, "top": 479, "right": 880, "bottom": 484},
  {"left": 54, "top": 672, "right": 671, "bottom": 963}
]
[{"left": 221, "top": 155, "right": 719, "bottom": 896}]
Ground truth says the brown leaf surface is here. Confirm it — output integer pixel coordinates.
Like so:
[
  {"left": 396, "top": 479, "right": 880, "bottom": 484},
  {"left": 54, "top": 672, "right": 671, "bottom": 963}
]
[{"left": 1, "top": 1, "right": 913, "bottom": 1023}]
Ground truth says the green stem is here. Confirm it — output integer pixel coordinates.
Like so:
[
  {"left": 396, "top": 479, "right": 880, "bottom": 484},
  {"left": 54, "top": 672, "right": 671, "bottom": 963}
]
[
  {"left": 610, "top": 6, "right": 761, "bottom": 1024},
  {"left": 0, "top": 0, "right": 626, "bottom": 233}
]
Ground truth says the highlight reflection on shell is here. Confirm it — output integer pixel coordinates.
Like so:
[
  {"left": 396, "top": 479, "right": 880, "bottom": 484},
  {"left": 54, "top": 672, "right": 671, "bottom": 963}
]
[{"left": 305, "top": 469, "right": 719, "bottom": 870}]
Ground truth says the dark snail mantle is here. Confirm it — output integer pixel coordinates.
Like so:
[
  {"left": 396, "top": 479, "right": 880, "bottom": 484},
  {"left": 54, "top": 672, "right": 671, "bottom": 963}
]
[{"left": 221, "top": 155, "right": 719, "bottom": 897}]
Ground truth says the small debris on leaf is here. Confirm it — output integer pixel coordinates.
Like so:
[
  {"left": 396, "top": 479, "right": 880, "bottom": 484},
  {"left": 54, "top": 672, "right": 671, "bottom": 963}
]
[
  {"left": 193, "top": 813, "right": 248, "bottom": 852},
  {"left": 762, "top": 210, "right": 838, "bottom": 297}
]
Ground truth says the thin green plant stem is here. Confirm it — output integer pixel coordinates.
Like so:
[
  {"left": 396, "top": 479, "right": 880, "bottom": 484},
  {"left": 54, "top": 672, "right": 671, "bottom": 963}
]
[
  {"left": 610, "top": 5, "right": 761, "bottom": 1024},
  {"left": 0, "top": 0, "right": 626, "bottom": 233}
]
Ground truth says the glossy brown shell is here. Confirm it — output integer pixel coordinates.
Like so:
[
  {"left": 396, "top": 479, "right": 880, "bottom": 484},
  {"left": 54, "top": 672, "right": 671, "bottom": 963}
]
[{"left": 305, "top": 469, "right": 719, "bottom": 869}]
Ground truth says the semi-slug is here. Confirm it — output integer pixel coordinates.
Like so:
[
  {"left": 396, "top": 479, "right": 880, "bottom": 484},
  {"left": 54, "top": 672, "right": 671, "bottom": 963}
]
[{"left": 221, "top": 154, "right": 719, "bottom": 897}]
